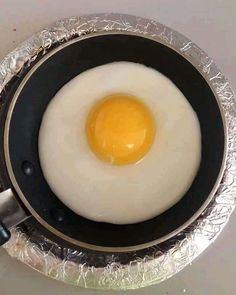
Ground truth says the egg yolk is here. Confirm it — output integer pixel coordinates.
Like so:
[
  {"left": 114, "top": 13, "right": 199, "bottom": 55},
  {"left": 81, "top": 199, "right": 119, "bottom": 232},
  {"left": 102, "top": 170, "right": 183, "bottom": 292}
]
[{"left": 86, "top": 94, "right": 156, "bottom": 165}]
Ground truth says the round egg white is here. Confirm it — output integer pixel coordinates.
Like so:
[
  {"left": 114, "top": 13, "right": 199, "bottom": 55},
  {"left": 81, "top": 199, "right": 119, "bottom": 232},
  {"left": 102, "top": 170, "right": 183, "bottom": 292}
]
[{"left": 38, "top": 62, "right": 201, "bottom": 224}]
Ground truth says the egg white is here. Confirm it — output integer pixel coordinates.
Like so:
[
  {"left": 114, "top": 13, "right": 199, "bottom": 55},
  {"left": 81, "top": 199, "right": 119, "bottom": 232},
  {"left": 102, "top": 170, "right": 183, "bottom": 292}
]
[{"left": 38, "top": 62, "right": 201, "bottom": 224}]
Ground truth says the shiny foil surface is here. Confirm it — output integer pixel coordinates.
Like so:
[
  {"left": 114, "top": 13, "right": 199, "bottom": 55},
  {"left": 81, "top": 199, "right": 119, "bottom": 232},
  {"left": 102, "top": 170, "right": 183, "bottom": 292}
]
[{"left": 0, "top": 14, "right": 235, "bottom": 290}]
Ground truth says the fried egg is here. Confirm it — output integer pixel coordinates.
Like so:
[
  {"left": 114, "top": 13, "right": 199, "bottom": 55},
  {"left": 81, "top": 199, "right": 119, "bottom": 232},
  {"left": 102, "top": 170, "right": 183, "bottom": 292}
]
[{"left": 38, "top": 62, "right": 201, "bottom": 224}]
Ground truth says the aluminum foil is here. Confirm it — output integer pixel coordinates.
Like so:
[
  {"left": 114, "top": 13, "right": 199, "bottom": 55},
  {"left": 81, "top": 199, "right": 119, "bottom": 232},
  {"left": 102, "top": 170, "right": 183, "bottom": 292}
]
[{"left": 0, "top": 14, "right": 236, "bottom": 290}]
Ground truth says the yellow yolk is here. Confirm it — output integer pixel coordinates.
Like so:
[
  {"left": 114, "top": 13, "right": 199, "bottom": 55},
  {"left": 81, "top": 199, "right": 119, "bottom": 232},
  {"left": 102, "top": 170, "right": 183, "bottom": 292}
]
[{"left": 86, "top": 94, "right": 156, "bottom": 165}]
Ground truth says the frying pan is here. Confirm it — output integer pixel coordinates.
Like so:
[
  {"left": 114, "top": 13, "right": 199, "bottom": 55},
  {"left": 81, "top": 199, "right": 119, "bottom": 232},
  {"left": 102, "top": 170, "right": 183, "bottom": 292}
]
[{"left": 0, "top": 33, "right": 226, "bottom": 252}]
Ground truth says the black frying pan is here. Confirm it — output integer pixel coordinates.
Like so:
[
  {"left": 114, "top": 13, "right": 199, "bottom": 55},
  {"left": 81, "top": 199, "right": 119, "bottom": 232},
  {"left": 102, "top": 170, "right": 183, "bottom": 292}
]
[{"left": 0, "top": 34, "right": 225, "bottom": 251}]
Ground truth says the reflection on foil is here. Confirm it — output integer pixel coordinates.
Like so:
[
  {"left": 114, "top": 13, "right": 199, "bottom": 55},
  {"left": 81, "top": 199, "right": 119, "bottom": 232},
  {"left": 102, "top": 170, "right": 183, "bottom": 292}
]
[{"left": 0, "top": 14, "right": 235, "bottom": 290}]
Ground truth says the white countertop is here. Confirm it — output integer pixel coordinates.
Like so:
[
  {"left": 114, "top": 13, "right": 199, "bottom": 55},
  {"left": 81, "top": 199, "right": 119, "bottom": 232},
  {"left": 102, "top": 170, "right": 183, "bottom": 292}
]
[{"left": 0, "top": 1, "right": 235, "bottom": 294}]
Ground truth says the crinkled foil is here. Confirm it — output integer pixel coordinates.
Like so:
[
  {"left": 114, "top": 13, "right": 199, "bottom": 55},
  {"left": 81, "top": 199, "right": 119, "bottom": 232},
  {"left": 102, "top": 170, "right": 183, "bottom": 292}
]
[{"left": 0, "top": 14, "right": 236, "bottom": 290}]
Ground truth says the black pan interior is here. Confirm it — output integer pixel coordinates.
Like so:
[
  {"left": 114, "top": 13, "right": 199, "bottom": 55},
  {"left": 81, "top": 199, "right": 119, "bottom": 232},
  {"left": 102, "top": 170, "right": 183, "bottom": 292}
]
[{"left": 6, "top": 34, "right": 225, "bottom": 248}]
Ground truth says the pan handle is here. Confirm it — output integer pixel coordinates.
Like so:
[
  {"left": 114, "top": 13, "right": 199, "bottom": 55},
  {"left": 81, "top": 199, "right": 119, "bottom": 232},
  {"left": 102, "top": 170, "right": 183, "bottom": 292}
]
[
  {"left": 0, "top": 189, "right": 29, "bottom": 246},
  {"left": 0, "top": 222, "right": 10, "bottom": 245}
]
